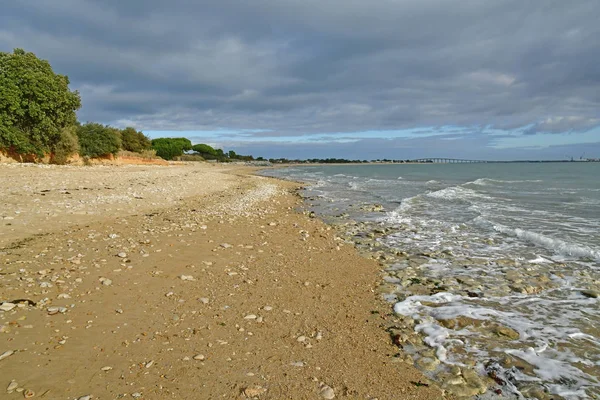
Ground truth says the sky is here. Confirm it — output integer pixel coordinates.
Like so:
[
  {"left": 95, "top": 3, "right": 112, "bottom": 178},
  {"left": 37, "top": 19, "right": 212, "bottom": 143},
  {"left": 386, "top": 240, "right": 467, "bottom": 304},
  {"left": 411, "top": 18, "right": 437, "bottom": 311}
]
[{"left": 1, "top": 0, "right": 599, "bottom": 160}]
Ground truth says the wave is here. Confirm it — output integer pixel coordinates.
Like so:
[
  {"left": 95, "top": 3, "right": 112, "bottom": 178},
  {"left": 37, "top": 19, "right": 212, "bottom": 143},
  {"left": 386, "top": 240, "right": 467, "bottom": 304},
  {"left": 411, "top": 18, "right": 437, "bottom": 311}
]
[
  {"left": 466, "top": 178, "right": 544, "bottom": 186},
  {"left": 426, "top": 186, "right": 490, "bottom": 201},
  {"left": 492, "top": 223, "right": 600, "bottom": 261}
]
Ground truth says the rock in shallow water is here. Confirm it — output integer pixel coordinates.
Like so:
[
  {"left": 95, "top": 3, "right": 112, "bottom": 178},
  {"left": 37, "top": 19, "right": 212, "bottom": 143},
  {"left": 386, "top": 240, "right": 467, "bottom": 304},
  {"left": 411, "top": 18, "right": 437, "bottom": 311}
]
[{"left": 581, "top": 289, "right": 599, "bottom": 298}]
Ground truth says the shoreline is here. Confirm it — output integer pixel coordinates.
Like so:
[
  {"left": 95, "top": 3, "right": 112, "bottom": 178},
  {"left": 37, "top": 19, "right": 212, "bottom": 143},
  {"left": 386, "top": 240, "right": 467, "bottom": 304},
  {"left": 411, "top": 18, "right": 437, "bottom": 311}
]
[{"left": 0, "top": 163, "right": 446, "bottom": 399}]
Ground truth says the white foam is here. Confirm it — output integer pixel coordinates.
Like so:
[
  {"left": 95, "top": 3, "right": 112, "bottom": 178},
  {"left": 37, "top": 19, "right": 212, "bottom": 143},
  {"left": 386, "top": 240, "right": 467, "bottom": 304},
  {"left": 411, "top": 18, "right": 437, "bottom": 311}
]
[
  {"left": 415, "top": 322, "right": 450, "bottom": 362},
  {"left": 467, "top": 178, "right": 544, "bottom": 186},
  {"left": 427, "top": 186, "right": 489, "bottom": 201},
  {"left": 493, "top": 223, "right": 600, "bottom": 261},
  {"left": 505, "top": 347, "right": 599, "bottom": 387}
]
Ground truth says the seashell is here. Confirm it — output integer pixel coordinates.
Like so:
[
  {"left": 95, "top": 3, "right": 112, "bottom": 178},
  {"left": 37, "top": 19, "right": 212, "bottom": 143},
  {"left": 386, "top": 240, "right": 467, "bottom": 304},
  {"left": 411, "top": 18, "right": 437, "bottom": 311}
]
[{"left": 24, "top": 389, "right": 35, "bottom": 398}]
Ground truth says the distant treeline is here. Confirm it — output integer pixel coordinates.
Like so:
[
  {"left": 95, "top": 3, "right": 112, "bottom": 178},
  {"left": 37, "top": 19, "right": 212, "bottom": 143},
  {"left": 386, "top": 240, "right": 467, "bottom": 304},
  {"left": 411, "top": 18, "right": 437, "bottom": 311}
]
[
  {"left": 150, "top": 138, "right": 257, "bottom": 161},
  {"left": 268, "top": 158, "right": 413, "bottom": 164}
]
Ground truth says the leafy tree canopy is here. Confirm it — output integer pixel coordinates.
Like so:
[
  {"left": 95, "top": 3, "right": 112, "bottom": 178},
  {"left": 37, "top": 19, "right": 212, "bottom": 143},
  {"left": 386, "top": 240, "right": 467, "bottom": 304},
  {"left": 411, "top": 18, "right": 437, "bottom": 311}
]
[
  {"left": 121, "top": 127, "right": 151, "bottom": 153},
  {"left": 151, "top": 137, "right": 192, "bottom": 160},
  {"left": 0, "top": 48, "right": 81, "bottom": 155},
  {"left": 77, "top": 122, "right": 122, "bottom": 158},
  {"left": 192, "top": 143, "right": 217, "bottom": 156}
]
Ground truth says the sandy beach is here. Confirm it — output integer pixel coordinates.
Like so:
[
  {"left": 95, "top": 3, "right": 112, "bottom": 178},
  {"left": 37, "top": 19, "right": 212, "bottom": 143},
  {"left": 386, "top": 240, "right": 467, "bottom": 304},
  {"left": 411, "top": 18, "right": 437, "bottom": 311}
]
[{"left": 0, "top": 163, "right": 446, "bottom": 400}]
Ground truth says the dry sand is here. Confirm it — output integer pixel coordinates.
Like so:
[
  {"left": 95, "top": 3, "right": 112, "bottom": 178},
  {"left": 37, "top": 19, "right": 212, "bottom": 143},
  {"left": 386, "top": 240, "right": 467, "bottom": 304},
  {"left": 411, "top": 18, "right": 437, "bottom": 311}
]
[{"left": 0, "top": 163, "right": 447, "bottom": 399}]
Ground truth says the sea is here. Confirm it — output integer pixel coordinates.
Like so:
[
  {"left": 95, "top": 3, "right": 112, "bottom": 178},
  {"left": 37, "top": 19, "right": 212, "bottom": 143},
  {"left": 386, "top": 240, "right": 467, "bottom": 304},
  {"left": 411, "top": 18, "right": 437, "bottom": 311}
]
[{"left": 261, "top": 162, "right": 600, "bottom": 399}]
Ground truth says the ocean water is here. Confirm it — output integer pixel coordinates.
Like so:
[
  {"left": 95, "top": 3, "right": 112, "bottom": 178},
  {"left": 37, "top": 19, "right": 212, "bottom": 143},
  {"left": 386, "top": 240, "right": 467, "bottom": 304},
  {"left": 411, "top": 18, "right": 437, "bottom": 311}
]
[{"left": 262, "top": 163, "right": 600, "bottom": 399}]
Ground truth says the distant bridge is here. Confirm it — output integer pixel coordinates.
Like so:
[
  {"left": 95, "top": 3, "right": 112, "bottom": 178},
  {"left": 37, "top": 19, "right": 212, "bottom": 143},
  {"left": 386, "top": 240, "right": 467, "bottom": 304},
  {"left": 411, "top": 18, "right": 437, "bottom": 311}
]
[{"left": 409, "top": 158, "right": 489, "bottom": 164}]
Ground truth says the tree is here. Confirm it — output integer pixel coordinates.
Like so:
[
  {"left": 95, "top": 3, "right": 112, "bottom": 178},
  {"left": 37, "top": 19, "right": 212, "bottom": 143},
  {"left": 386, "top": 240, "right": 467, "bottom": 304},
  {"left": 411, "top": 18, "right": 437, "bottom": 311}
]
[
  {"left": 192, "top": 143, "right": 217, "bottom": 156},
  {"left": 121, "top": 127, "right": 151, "bottom": 153},
  {"left": 77, "top": 122, "right": 122, "bottom": 158},
  {"left": 0, "top": 49, "right": 81, "bottom": 155},
  {"left": 151, "top": 137, "right": 192, "bottom": 160}
]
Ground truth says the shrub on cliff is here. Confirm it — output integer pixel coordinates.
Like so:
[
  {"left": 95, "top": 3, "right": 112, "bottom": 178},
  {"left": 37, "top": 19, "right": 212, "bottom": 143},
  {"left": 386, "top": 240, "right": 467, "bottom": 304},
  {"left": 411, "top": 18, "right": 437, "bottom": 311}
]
[
  {"left": 51, "top": 126, "right": 80, "bottom": 164},
  {"left": 121, "top": 127, "right": 152, "bottom": 153},
  {"left": 77, "top": 122, "right": 122, "bottom": 158},
  {"left": 151, "top": 137, "right": 192, "bottom": 160},
  {"left": 0, "top": 49, "right": 81, "bottom": 156}
]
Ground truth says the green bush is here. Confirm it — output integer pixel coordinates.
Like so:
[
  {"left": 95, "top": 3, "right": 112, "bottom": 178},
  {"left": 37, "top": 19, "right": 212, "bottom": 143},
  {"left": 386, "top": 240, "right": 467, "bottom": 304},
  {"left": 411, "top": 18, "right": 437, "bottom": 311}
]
[
  {"left": 77, "top": 122, "right": 122, "bottom": 158},
  {"left": 51, "top": 126, "right": 79, "bottom": 164},
  {"left": 151, "top": 137, "right": 192, "bottom": 160},
  {"left": 174, "top": 154, "right": 205, "bottom": 162},
  {"left": 120, "top": 127, "right": 151, "bottom": 153},
  {"left": 0, "top": 49, "right": 81, "bottom": 155}
]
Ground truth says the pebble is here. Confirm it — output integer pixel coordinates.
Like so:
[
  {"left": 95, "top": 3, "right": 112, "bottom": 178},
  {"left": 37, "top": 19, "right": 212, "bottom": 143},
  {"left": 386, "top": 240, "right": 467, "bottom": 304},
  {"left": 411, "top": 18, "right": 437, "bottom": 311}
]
[
  {"left": 7, "top": 380, "right": 18, "bottom": 392},
  {"left": 220, "top": 243, "right": 233, "bottom": 249},
  {"left": 180, "top": 275, "right": 195, "bottom": 281},
  {"left": 145, "top": 360, "right": 154, "bottom": 368},
  {"left": 243, "top": 386, "right": 267, "bottom": 397},
  {"left": 0, "top": 350, "right": 15, "bottom": 361},
  {"left": 193, "top": 354, "right": 206, "bottom": 361},
  {"left": 117, "top": 252, "right": 127, "bottom": 258},
  {"left": 101, "top": 366, "right": 113, "bottom": 371},
  {"left": 199, "top": 297, "right": 209, "bottom": 304},
  {"left": 100, "top": 277, "right": 112, "bottom": 286},
  {"left": 47, "top": 306, "right": 67, "bottom": 315},
  {"left": 244, "top": 314, "right": 257, "bottom": 320},
  {"left": 263, "top": 306, "right": 273, "bottom": 311},
  {"left": 296, "top": 336, "right": 307, "bottom": 342},
  {"left": 77, "top": 396, "right": 92, "bottom": 400},
  {"left": 319, "top": 384, "right": 335, "bottom": 399},
  {"left": 581, "top": 289, "right": 599, "bottom": 298},
  {"left": 0, "top": 303, "right": 16, "bottom": 312}
]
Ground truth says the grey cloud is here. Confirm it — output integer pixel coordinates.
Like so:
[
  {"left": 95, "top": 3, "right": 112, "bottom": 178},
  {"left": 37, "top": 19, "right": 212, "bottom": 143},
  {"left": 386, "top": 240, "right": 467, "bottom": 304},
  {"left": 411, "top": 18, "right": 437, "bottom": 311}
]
[{"left": 1, "top": 0, "right": 599, "bottom": 155}]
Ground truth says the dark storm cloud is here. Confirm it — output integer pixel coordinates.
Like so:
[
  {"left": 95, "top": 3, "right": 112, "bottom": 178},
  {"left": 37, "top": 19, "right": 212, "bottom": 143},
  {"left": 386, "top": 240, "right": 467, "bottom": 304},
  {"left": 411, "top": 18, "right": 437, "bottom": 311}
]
[{"left": 1, "top": 0, "right": 599, "bottom": 142}]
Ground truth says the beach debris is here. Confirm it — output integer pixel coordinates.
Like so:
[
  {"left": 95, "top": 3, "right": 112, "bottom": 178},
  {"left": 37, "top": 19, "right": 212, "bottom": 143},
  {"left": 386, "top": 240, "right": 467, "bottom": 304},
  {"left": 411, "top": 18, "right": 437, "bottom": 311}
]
[
  {"left": 220, "top": 243, "right": 233, "bottom": 249},
  {"left": 101, "top": 366, "right": 113, "bottom": 371},
  {"left": 319, "top": 384, "right": 335, "bottom": 399},
  {"left": 117, "top": 252, "right": 127, "bottom": 258},
  {"left": 0, "top": 350, "right": 15, "bottom": 361},
  {"left": 193, "top": 354, "right": 205, "bottom": 361},
  {"left": 243, "top": 385, "right": 267, "bottom": 397},
  {"left": 145, "top": 360, "right": 154, "bottom": 368},
  {"left": 180, "top": 275, "right": 195, "bottom": 281},
  {"left": 244, "top": 314, "right": 257, "bottom": 320},
  {"left": 198, "top": 297, "right": 209, "bottom": 304},
  {"left": 23, "top": 389, "right": 35, "bottom": 398},
  {"left": 77, "top": 396, "right": 92, "bottom": 400}
]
